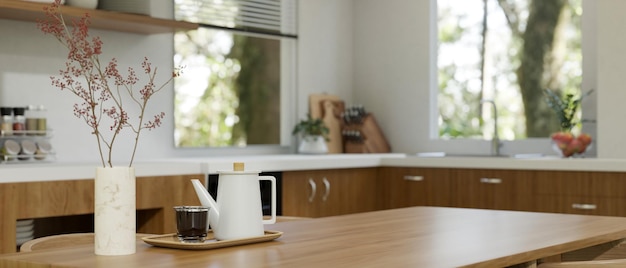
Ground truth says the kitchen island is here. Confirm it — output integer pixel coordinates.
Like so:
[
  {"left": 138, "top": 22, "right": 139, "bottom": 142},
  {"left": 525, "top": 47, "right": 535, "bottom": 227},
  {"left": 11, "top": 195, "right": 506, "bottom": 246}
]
[{"left": 2, "top": 206, "right": 626, "bottom": 267}]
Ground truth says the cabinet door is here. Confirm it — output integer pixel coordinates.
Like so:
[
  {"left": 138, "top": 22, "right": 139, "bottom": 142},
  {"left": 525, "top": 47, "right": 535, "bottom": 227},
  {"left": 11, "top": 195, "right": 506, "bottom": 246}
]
[
  {"left": 533, "top": 170, "right": 626, "bottom": 216},
  {"left": 282, "top": 168, "right": 380, "bottom": 218},
  {"left": 321, "top": 168, "right": 379, "bottom": 216},
  {"left": 453, "top": 169, "right": 534, "bottom": 211},
  {"left": 282, "top": 170, "right": 322, "bottom": 217},
  {"left": 378, "top": 167, "right": 452, "bottom": 209},
  {"left": 534, "top": 195, "right": 626, "bottom": 216}
]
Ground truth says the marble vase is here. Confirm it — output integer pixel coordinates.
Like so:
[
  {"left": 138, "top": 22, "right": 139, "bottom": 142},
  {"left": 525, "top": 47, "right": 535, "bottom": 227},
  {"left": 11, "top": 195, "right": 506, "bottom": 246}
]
[{"left": 94, "top": 166, "right": 136, "bottom": 255}]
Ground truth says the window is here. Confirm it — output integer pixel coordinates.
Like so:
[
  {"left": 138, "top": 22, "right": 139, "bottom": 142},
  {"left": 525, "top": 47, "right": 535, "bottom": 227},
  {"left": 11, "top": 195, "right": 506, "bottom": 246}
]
[
  {"left": 437, "top": 0, "right": 585, "bottom": 142},
  {"left": 173, "top": 0, "right": 297, "bottom": 148}
]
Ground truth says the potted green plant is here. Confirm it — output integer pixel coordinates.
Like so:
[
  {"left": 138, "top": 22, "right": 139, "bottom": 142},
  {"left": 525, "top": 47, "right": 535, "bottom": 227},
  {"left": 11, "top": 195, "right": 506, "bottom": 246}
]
[{"left": 292, "top": 114, "right": 329, "bottom": 154}]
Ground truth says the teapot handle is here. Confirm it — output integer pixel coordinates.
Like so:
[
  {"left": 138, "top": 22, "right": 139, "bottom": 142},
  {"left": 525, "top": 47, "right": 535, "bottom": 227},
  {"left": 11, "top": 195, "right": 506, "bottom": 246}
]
[{"left": 260, "top": 176, "right": 276, "bottom": 224}]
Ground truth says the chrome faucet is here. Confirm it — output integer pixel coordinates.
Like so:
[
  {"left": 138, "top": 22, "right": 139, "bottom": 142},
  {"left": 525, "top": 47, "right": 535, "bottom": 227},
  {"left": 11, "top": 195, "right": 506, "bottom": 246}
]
[{"left": 480, "top": 99, "right": 502, "bottom": 156}]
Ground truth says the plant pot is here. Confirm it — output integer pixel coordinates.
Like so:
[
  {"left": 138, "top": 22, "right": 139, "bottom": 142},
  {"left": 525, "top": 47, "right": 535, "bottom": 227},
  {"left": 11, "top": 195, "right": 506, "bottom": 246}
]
[
  {"left": 297, "top": 135, "right": 328, "bottom": 154},
  {"left": 94, "top": 166, "right": 136, "bottom": 255}
]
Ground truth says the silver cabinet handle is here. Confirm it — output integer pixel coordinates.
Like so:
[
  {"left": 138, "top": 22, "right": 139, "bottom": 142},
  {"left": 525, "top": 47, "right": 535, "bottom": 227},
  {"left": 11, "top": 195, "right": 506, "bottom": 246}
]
[
  {"left": 308, "top": 178, "right": 316, "bottom": 203},
  {"left": 572, "top": 203, "right": 597, "bottom": 210},
  {"left": 479, "top": 178, "right": 502, "bottom": 184},
  {"left": 403, "top": 175, "right": 424, "bottom": 181},
  {"left": 322, "top": 177, "right": 330, "bottom": 202}
]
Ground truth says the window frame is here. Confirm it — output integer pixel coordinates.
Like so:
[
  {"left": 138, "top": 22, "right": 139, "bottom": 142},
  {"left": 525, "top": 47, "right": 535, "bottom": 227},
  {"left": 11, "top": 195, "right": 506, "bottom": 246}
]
[
  {"left": 429, "top": 0, "right": 596, "bottom": 157},
  {"left": 172, "top": 0, "right": 298, "bottom": 150}
]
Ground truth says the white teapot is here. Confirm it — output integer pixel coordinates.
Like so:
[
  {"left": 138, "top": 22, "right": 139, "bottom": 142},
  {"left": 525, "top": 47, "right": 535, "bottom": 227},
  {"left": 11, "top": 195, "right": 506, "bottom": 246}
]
[{"left": 191, "top": 162, "right": 276, "bottom": 240}]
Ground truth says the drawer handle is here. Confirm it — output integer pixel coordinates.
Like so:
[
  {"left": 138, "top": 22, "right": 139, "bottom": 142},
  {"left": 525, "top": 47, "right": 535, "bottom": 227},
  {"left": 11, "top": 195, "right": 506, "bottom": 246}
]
[
  {"left": 308, "top": 178, "right": 316, "bottom": 203},
  {"left": 572, "top": 203, "right": 597, "bottom": 210},
  {"left": 403, "top": 175, "right": 424, "bottom": 181},
  {"left": 479, "top": 178, "right": 502, "bottom": 184},
  {"left": 322, "top": 177, "right": 330, "bottom": 202}
]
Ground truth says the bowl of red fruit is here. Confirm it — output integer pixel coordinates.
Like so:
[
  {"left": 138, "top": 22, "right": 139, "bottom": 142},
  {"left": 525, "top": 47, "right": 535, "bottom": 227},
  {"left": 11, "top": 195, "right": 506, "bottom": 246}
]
[{"left": 551, "top": 132, "right": 592, "bottom": 158}]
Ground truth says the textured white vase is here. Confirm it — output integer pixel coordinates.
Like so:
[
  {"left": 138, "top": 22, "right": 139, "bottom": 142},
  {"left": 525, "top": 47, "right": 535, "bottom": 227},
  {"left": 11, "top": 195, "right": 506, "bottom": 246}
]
[
  {"left": 94, "top": 167, "right": 136, "bottom": 255},
  {"left": 298, "top": 135, "right": 328, "bottom": 154}
]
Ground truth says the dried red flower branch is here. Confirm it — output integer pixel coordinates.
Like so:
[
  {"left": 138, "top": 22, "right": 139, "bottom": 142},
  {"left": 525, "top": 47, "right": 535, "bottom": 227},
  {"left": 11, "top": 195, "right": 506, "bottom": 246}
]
[{"left": 38, "top": 0, "right": 181, "bottom": 167}]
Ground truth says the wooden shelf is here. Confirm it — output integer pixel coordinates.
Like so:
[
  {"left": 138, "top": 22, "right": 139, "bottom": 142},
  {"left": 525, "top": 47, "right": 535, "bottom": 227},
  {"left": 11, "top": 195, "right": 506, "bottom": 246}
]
[{"left": 0, "top": 0, "right": 198, "bottom": 34}]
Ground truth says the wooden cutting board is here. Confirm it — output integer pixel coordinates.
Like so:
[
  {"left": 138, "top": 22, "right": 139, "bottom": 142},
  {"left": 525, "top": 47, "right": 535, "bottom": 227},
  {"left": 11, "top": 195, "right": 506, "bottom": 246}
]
[{"left": 308, "top": 94, "right": 344, "bottom": 154}]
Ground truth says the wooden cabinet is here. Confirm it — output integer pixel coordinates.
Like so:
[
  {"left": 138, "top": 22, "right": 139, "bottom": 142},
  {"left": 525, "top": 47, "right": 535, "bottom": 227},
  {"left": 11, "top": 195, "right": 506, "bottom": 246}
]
[
  {"left": 0, "top": 173, "right": 204, "bottom": 254},
  {"left": 0, "top": 0, "right": 198, "bottom": 34},
  {"left": 378, "top": 167, "right": 453, "bottom": 209},
  {"left": 381, "top": 166, "right": 626, "bottom": 217},
  {"left": 453, "top": 168, "right": 534, "bottom": 211},
  {"left": 533, "top": 170, "right": 626, "bottom": 216},
  {"left": 282, "top": 168, "right": 379, "bottom": 217},
  {"left": 380, "top": 167, "right": 534, "bottom": 212}
]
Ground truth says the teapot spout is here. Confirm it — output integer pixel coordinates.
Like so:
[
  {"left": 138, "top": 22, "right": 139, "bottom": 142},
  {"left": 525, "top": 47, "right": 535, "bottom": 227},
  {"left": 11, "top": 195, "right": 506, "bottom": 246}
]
[{"left": 191, "top": 179, "right": 219, "bottom": 220}]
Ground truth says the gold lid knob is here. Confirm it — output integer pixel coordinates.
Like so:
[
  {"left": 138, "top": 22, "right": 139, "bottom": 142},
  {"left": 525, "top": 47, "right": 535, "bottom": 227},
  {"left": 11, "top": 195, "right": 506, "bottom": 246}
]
[{"left": 233, "top": 162, "right": 244, "bottom": 171}]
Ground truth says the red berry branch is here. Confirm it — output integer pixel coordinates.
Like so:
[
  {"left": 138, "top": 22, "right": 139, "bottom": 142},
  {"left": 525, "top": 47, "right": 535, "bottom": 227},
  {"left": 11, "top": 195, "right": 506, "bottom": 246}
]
[{"left": 37, "top": 0, "right": 181, "bottom": 167}]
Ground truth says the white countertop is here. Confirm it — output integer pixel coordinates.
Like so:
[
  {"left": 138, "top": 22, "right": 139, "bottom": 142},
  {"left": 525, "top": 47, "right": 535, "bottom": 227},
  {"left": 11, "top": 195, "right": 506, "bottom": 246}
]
[
  {"left": 179, "top": 153, "right": 406, "bottom": 173},
  {"left": 382, "top": 155, "right": 626, "bottom": 172},
  {"left": 3, "top": 153, "right": 626, "bottom": 183},
  {"left": 0, "top": 161, "right": 204, "bottom": 183}
]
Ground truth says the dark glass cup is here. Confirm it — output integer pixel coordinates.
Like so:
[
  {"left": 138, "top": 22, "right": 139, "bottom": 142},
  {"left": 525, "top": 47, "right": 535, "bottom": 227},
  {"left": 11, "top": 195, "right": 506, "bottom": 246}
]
[{"left": 174, "top": 206, "right": 210, "bottom": 243}]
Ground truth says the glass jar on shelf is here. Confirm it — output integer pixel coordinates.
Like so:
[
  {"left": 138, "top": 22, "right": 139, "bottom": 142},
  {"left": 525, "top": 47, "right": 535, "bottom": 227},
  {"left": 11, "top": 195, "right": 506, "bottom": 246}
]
[
  {"left": 26, "top": 105, "right": 47, "bottom": 136},
  {"left": 12, "top": 107, "right": 26, "bottom": 135},
  {"left": 0, "top": 107, "right": 13, "bottom": 136}
]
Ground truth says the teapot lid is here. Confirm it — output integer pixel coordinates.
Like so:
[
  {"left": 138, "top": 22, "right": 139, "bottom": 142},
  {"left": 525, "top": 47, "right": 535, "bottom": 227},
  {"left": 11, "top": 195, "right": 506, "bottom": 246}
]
[
  {"left": 218, "top": 162, "right": 261, "bottom": 174},
  {"left": 233, "top": 162, "right": 244, "bottom": 171}
]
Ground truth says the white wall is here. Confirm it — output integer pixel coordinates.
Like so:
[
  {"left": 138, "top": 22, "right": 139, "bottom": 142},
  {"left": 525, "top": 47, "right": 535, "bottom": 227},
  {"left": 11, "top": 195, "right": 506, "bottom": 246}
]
[
  {"left": 0, "top": 1, "right": 355, "bottom": 163},
  {"left": 297, "top": 0, "right": 354, "bottom": 118},
  {"left": 353, "top": 0, "right": 430, "bottom": 154},
  {"left": 597, "top": 1, "right": 626, "bottom": 158},
  {"left": 0, "top": 19, "right": 176, "bottom": 164}
]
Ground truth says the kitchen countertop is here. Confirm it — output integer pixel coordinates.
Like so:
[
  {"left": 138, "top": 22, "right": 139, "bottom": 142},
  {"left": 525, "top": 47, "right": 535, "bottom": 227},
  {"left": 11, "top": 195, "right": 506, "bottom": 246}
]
[{"left": 3, "top": 153, "right": 626, "bottom": 183}]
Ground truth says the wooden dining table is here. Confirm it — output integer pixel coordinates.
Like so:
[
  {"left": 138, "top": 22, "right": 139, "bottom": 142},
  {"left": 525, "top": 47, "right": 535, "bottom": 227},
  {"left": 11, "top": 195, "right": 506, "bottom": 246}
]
[{"left": 3, "top": 206, "right": 626, "bottom": 267}]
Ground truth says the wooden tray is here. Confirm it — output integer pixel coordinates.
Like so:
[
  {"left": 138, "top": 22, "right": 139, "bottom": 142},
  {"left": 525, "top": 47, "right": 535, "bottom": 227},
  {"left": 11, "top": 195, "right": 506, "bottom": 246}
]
[{"left": 142, "top": 230, "right": 282, "bottom": 250}]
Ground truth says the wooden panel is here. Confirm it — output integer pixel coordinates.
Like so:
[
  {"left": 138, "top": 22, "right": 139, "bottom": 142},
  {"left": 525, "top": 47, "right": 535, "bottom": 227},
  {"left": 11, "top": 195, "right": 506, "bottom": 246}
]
[
  {"left": 453, "top": 169, "right": 534, "bottom": 211},
  {"left": 282, "top": 168, "right": 380, "bottom": 218},
  {"left": 378, "top": 167, "right": 452, "bottom": 209},
  {"left": 319, "top": 168, "right": 379, "bottom": 216},
  {"left": 282, "top": 170, "right": 321, "bottom": 217},
  {"left": 534, "top": 195, "right": 626, "bottom": 216},
  {"left": 16, "top": 180, "right": 94, "bottom": 219},
  {"left": 339, "top": 168, "right": 380, "bottom": 213},
  {"left": 0, "top": 0, "right": 198, "bottom": 34},
  {"left": 534, "top": 171, "right": 626, "bottom": 198}
]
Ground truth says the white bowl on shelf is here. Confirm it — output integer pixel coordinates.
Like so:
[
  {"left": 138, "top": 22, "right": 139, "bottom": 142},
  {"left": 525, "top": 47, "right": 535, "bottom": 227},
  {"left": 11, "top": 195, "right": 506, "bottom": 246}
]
[
  {"left": 16, "top": 229, "right": 34, "bottom": 239},
  {"left": 16, "top": 219, "right": 34, "bottom": 227},
  {"left": 16, "top": 224, "right": 34, "bottom": 233}
]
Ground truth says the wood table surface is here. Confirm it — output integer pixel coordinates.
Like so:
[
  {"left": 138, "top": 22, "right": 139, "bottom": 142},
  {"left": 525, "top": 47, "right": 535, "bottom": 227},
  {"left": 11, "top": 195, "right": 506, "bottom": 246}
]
[{"left": 3, "top": 206, "right": 626, "bottom": 268}]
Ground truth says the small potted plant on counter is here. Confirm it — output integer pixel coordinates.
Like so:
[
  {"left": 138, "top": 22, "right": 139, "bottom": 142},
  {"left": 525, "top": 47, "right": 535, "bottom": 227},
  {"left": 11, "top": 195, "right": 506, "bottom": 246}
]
[
  {"left": 292, "top": 114, "right": 330, "bottom": 154},
  {"left": 544, "top": 88, "right": 593, "bottom": 158}
]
